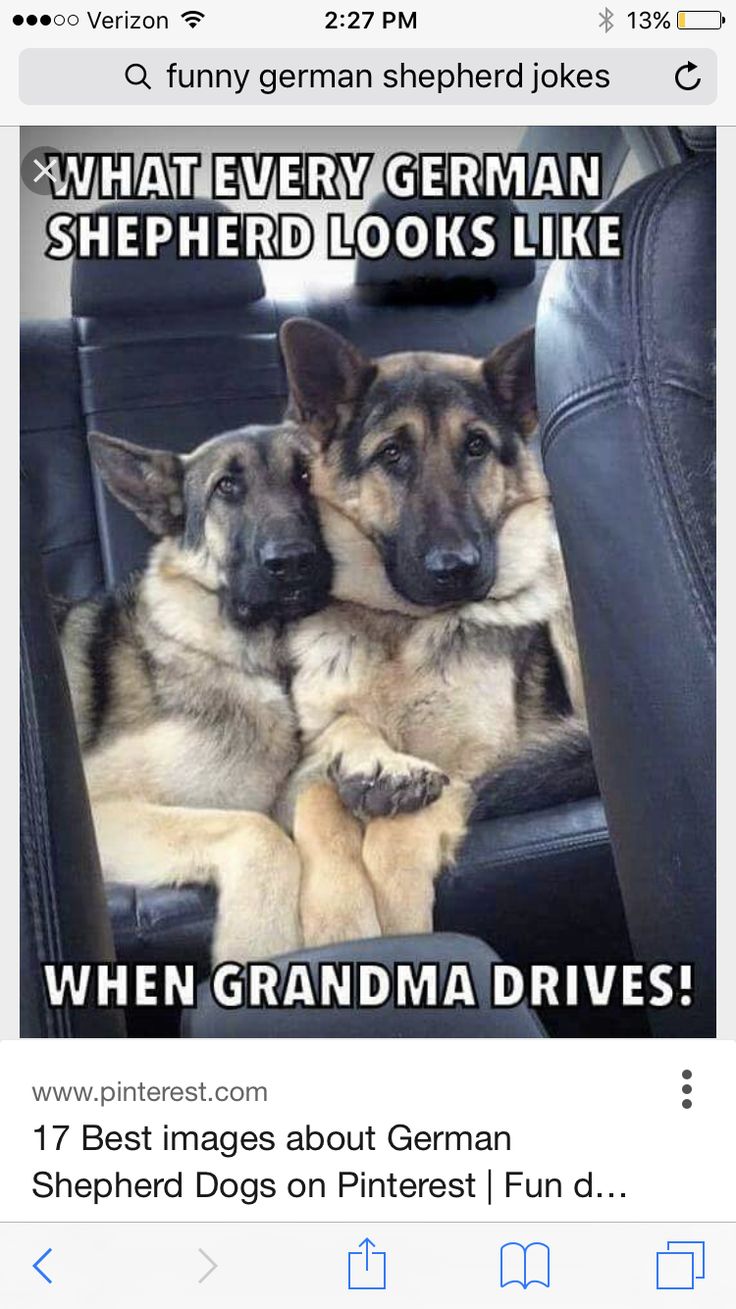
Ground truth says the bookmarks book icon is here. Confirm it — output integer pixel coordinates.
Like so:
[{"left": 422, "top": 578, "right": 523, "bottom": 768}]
[{"left": 500, "top": 1242, "right": 551, "bottom": 1289}]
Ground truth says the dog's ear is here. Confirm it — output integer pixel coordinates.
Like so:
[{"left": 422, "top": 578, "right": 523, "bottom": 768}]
[
  {"left": 89, "top": 432, "right": 184, "bottom": 537},
  {"left": 280, "top": 318, "right": 376, "bottom": 444},
  {"left": 483, "top": 327, "right": 537, "bottom": 438}
]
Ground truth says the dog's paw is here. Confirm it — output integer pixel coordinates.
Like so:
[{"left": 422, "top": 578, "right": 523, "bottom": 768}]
[{"left": 330, "top": 755, "right": 449, "bottom": 819}]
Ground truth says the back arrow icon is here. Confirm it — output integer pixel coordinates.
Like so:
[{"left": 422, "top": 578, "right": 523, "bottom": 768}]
[
  {"left": 198, "top": 1248, "right": 217, "bottom": 1284},
  {"left": 33, "top": 1248, "right": 53, "bottom": 1284},
  {"left": 675, "top": 61, "right": 702, "bottom": 91}
]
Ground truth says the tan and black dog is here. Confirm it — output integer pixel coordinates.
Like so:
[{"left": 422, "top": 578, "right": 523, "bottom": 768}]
[
  {"left": 57, "top": 424, "right": 332, "bottom": 964},
  {"left": 279, "top": 318, "right": 591, "bottom": 946}
]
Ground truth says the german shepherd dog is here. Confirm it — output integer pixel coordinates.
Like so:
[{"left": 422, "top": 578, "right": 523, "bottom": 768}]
[
  {"left": 278, "top": 318, "right": 593, "bottom": 946},
  {"left": 57, "top": 425, "right": 332, "bottom": 963}
]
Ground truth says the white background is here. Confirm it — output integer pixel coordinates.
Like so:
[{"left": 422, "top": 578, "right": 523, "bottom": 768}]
[{"left": 2, "top": 1040, "right": 734, "bottom": 1223}]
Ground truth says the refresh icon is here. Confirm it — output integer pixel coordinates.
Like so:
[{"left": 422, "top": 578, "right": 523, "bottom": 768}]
[{"left": 675, "top": 60, "right": 702, "bottom": 91}]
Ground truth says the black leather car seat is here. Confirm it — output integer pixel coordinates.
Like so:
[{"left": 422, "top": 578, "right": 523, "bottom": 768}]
[
  {"left": 21, "top": 478, "right": 125, "bottom": 1037},
  {"left": 538, "top": 151, "right": 716, "bottom": 1036}
]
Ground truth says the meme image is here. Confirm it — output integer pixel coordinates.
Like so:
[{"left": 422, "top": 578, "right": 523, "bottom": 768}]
[{"left": 19, "top": 125, "right": 715, "bottom": 1043}]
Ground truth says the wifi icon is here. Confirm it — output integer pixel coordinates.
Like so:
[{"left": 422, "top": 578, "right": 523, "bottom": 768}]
[{"left": 181, "top": 9, "right": 205, "bottom": 27}]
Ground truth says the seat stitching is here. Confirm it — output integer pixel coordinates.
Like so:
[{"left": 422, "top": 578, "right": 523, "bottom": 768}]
[
  {"left": 462, "top": 828, "right": 610, "bottom": 869},
  {"left": 541, "top": 373, "right": 629, "bottom": 449},
  {"left": 542, "top": 388, "right": 630, "bottom": 460},
  {"left": 630, "top": 158, "right": 715, "bottom": 649}
]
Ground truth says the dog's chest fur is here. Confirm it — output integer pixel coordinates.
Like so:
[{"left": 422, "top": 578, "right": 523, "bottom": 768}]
[
  {"left": 290, "top": 602, "right": 534, "bottom": 780},
  {"left": 59, "top": 550, "right": 299, "bottom": 813}
]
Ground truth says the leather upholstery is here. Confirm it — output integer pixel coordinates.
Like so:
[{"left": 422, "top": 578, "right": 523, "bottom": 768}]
[
  {"left": 71, "top": 199, "right": 265, "bottom": 315},
  {"left": 21, "top": 319, "right": 103, "bottom": 600},
  {"left": 20, "top": 193, "right": 636, "bottom": 1038},
  {"left": 538, "top": 157, "right": 716, "bottom": 1035},
  {"left": 436, "top": 798, "right": 645, "bottom": 1038},
  {"left": 20, "top": 479, "right": 125, "bottom": 1037}
]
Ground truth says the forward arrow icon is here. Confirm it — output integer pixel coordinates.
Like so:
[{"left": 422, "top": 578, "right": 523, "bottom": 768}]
[{"left": 198, "top": 1248, "right": 218, "bottom": 1284}]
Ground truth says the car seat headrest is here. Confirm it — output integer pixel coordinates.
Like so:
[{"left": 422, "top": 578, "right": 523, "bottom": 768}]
[
  {"left": 71, "top": 199, "right": 265, "bottom": 317},
  {"left": 679, "top": 126, "right": 716, "bottom": 154},
  {"left": 354, "top": 194, "right": 535, "bottom": 302}
]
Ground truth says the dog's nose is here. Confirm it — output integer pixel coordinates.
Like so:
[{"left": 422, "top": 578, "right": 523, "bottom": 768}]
[
  {"left": 423, "top": 543, "right": 481, "bottom": 585},
  {"left": 258, "top": 538, "right": 317, "bottom": 583}
]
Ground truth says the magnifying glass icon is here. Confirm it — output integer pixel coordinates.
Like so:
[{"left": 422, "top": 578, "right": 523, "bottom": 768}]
[{"left": 125, "top": 62, "right": 151, "bottom": 90}]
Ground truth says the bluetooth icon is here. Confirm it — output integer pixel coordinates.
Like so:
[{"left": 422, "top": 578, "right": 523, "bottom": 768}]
[{"left": 599, "top": 6, "right": 615, "bottom": 31}]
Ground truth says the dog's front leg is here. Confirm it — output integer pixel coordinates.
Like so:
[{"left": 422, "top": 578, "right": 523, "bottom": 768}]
[
  {"left": 361, "top": 781, "right": 472, "bottom": 936},
  {"left": 92, "top": 800, "right": 302, "bottom": 964},
  {"left": 293, "top": 780, "right": 381, "bottom": 946},
  {"left": 211, "top": 814, "right": 303, "bottom": 965},
  {"left": 312, "top": 713, "right": 450, "bottom": 819}
]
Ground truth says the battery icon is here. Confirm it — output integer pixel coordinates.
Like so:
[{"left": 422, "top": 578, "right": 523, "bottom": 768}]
[{"left": 677, "top": 9, "right": 725, "bottom": 26}]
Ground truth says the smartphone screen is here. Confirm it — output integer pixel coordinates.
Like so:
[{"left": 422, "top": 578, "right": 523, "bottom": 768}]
[{"left": 2, "top": 3, "right": 733, "bottom": 1304}]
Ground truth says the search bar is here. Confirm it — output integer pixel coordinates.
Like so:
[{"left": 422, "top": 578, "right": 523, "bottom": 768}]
[{"left": 19, "top": 48, "right": 717, "bottom": 105}]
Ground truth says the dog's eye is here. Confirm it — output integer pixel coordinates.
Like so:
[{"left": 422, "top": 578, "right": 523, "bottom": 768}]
[
  {"left": 294, "top": 460, "right": 311, "bottom": 489},
  {"left": 214, "top": 475, "right": 243, "bottom": 501},
  {"left": 376, "top": 441, "right": 403, "bottom": 468},
  {"left": 465, "top": 429, "right": 492, "bottom": 459}
]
